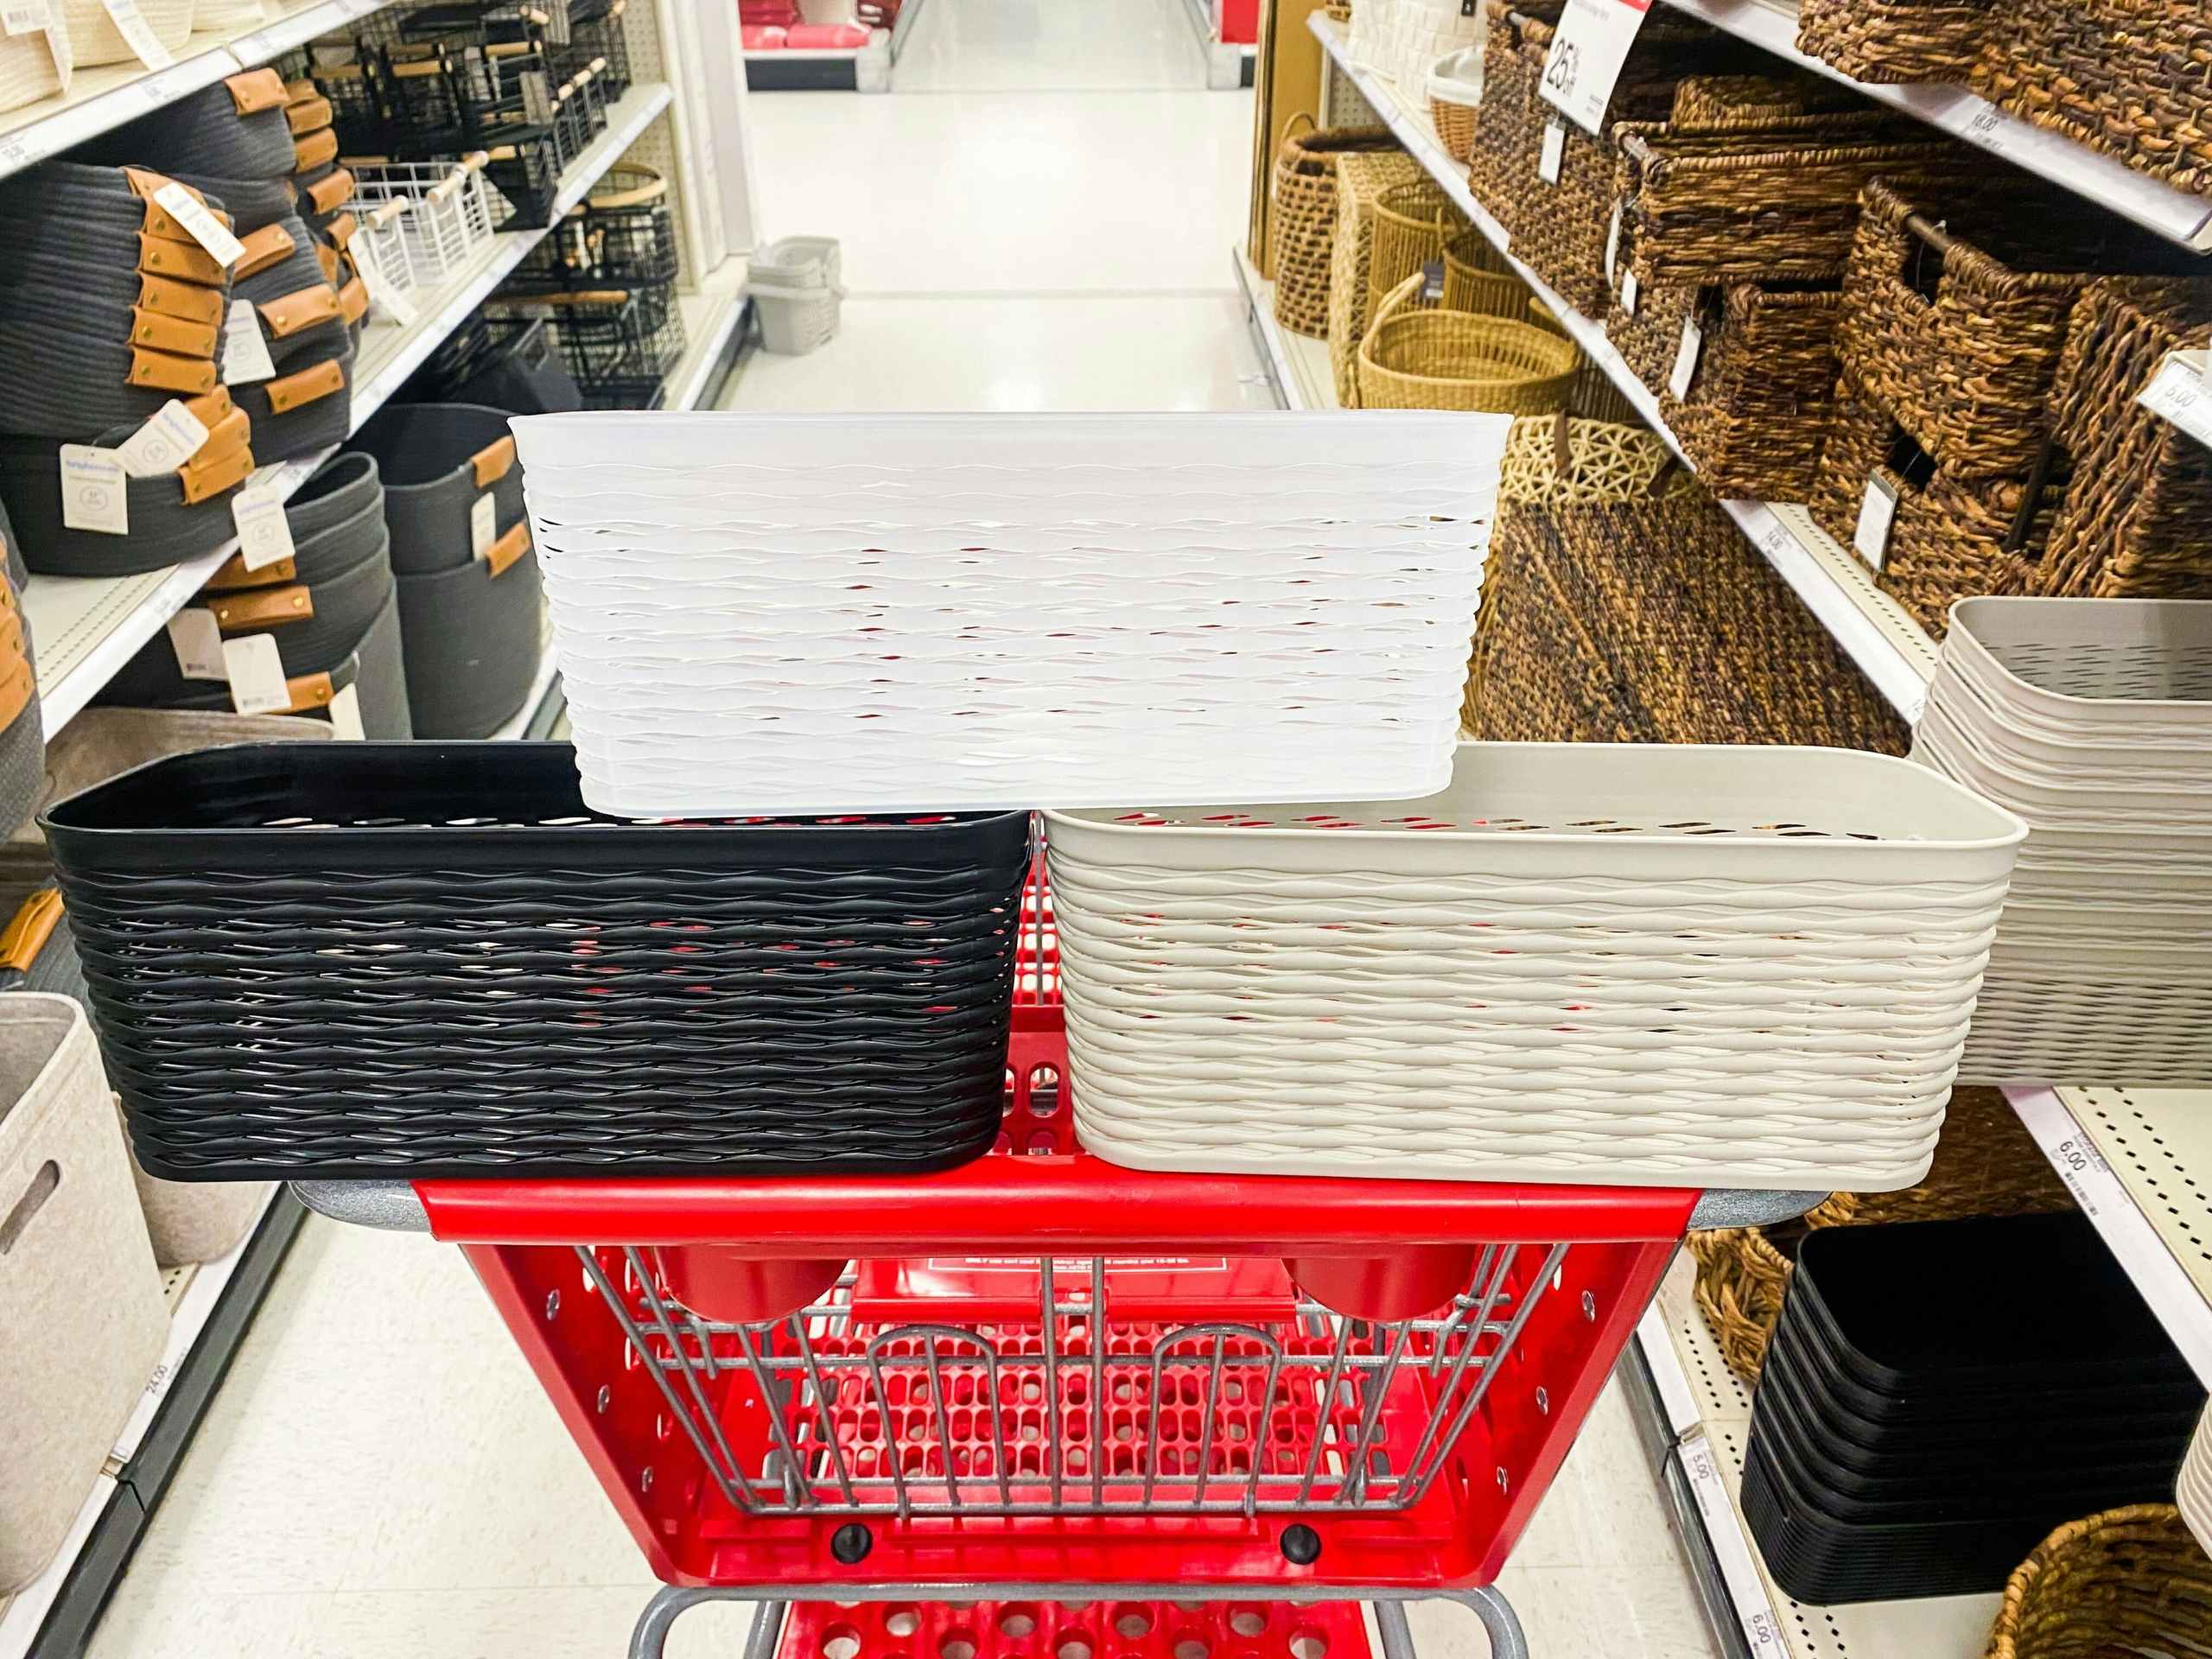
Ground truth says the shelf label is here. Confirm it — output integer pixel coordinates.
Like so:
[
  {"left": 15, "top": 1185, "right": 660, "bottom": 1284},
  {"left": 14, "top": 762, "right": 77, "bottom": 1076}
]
[
  {"left": 329, "top": 681, "right": 365, "bottom": 739},
  {"left": 232, "top": 488, "right": 295, "bottom": 571},
  {"left": 1853, "top": 473, "right": 1898, "bottom": 570},
  {"left": 153, "top": 182, "right": 245, "bottom": 268},
  {"left": 470, "top": 490, "right": 497, "bottom": 559},
  {"left": 222, "top": 302, "right": 276, "bottom": 385},
  {"left": 1680, "top": 1436, "right": 1786, "bottom": 1656},
  {"left": 58, "top": 445, "right": 128, "bottom": 535},
  {"left": 223, "top": 634, "right": 290, "bottom": 715},
  {"left": 1538, "top": 0, "right": 1650, "bottom": 137},
  {"left": 167, "top": 607, "right": 226, "bottom": 680},
  {"left": 115, "top": 398, "right": 210, "bottom": 477},
  {"left": 102, "top": 0, "right": 174, "bottom": 68},
  {"left": 1618, "top": 270, "right": 1638, "bottom": 317},
  {"left": 1667, "top": 315, "right": 1703, "bottom": 401},
  {"left": 1538, "top": 118, "right": 1566, "bottom": 185},
  {"left": 2139, "top": 351, "right": 2212, "bottom": 454}
]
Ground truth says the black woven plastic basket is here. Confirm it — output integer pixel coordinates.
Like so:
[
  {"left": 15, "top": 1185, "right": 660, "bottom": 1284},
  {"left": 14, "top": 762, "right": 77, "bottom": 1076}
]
[{"left": 43, "top": 742, "right": 1032, "bottom": 1181}]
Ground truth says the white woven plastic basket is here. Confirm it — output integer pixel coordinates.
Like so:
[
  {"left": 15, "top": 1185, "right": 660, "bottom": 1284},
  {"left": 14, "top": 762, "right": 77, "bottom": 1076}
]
[
  {"left": 2182, "top": 1405, "right": 2212, "bottom": 1559},
  {"left": 1045, "top": 741, "right": 2025, "bottom": 1192},
  {"left": 512, "top": 411, "right": 1505, "bottom": 816}
]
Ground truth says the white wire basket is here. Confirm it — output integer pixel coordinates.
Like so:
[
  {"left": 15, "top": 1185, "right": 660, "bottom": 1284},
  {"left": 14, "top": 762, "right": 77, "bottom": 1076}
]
[
  {"left": 345, "top": 197, "right": 422, "bottom": 308},
  {"left": 510, "top": 411, "right": 1505, "bottom": 816},
  {"left": 1043, "top": 741, "right": 2026, "bottom": 1193},
  {"left": 346, "top": 156, "right": 497, "bottom": 285}
]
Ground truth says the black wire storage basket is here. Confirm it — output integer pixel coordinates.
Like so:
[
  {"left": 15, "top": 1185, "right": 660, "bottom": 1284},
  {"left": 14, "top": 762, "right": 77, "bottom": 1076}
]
[
  {"left": 559, "top": 0, "right": 631, "bottom": 98},
  {"left": 523, "top": 162, "right": 679, "bottom": 296},
  {"left": 490, "top": 287, "right": 683, "bottom": 407},
  {"left": 41, "top": 742, "right": 1032, "bottom": 1181}
]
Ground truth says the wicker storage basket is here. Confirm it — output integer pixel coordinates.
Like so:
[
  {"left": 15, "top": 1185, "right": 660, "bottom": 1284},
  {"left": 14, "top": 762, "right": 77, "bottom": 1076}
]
[
  {"left": 1662, "top": 283, "right": 1843, "bottom": 499},
  {"left": 1690, "top": 1085, "right": 2071, "bottom": 1381},
  {"left": 1837, "top": 181, "right": 2210, "bottom": 480},
  {"left": 1047, "top": 739, "right": 2023, "bottom": 1192},
  {"left": 1614, "top": 117, "right": 1969, "bottom": 287},
  {"left": 62, "top": 0, "right": 192, "bottom": 68},
  {"left": 1427, "top": 47, "right": 1482, "bottom": 162},
  {"left": 1441, "top": 226, "right": 1531, "bottom": 321},
  {"left": 0, "top": 21, "right": 67, "bottom": 118},
  {"left": 1270, "top": 118, "right": 1398, "bottom": 339},
  {"left": 1808, "top": 370, "right": 2065, "bottom": 639},
  {"left": 1464, "top": 1, "right": 1557, "bottom": 248},
  {"left": 1329, "top": 150, "right": 1424, "bottom": 407},
  {"left": 1357, "top": 276, "right": 1580, "bottom": 412},
  {"left": 1974, "top": 3, "right": 2212, "bottom": 201},
  {"left": 1986, "top": 1506, "right": 2212, "bottom": 1659},
  {"left": 2031, "top": 280, "right": 2212, "bottom": 605},
  {"left": 1668, "top": 72, "right": 1866, "bottom": 130},
  {"left": 1366, "top": 178, "right": 1466, "bottom": 318},
  {"left": 1796, "top": 0, "right": 1992, "bottom": 85}
]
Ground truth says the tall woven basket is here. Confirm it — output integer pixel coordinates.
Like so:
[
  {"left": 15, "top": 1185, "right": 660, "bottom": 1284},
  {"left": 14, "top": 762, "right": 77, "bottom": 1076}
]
[
  {"left": 1329, "top": 152, "right": 1424, "bottom": 408},
  {"left": 1986, "top": 1506, "right": 2212, "bottom": 1659},
  {"left": 1366, "top": 178, "right": 1466, "bottom": 317},
  {"left": 1441, "top": 228, "right": 1531, "bottom": 321},
  {"left": 1269, "top": 117, "right": 1399, "bottom": 338},
  {"left": 1357, "top": 275, "right": 1580, "bottom": 411}
]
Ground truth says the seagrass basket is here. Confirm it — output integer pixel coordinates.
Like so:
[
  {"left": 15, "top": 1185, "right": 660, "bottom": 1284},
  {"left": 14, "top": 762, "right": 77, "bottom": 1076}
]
[
  {"left": 1329, "top": 151, "right": 1424, "bottom": 407},
  {"left": 1662, "top": 283, "right": 1842, "bottom": 499},
  {"left": 1986, "top": 1506, "right": 2212, "bottom": 1659},
  {"left": 1463, "top": 1, "right": 1556, "bottom": 246},
  {"left": 1441, "top": 228, "right": 1529, "bottom": 320},
  {"left": 1796, "top": 0, "right": 1993, "bottom": 85},
  {"left": 1357, "top": 275, "right": 1580, "bottom": 411},
  {"left": 1270, "top": 117, "right": 1399, "bottom": 338},
  {"left": 1366, "top": 178, "right": 1466, "bottom": 319}
]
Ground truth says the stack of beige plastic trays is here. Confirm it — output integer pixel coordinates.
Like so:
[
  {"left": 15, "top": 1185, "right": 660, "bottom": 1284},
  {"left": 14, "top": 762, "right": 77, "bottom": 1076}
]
[
  {"left": 2183, "top": 1405, "right": 2212, "bottom": 1557},
  {"left": 1911, "top": 597, "right": 2212, "bottom": 1085}
]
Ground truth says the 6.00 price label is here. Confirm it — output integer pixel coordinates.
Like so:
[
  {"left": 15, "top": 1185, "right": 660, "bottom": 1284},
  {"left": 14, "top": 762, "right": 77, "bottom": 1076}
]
[{"left": 1538, "top": 0, "right": 1651, "bottom": 136}]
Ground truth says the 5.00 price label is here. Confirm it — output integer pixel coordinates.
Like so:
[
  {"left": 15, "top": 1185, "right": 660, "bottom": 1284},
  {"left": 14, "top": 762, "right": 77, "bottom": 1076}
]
[{"left": 1538, "top": 0, "right": 1651, "bottom": 136}]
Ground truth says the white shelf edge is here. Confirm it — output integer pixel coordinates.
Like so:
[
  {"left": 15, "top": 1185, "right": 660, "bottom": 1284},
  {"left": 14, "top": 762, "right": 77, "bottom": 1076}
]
[
  {"left": 1651, "top": 0, "right": 2212, "bottom": 252},
  {"left": 665, "top": 284, "right": 748, "bottom": 413},
  {"left": 28, "top": 80, "right": 673, "bottom": 742},
  {"left": 1231, "top": 245, "right": 1307, "bottom": 410},
  {"left": 0, "top": 0, "right": 388, "bottom": 183},
  {"left": 1306, "top": 12, "right": 1936, "bottom": 721},
  {"left": 2004, "top": 1085, "right": 2212, "bottom": 1393},
  {"left": 0, "top": 1477, "right": 121, "bottom": 1659}
]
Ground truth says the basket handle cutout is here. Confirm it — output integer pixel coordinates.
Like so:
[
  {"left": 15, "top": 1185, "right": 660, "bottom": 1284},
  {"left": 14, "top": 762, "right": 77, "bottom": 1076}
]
[{"left": 0, "top": 1160, "right": 59, "bottom": 1255}]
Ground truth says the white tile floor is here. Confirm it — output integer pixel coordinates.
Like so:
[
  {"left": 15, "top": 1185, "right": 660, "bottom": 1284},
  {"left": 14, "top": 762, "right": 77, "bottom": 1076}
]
[{"left": 84, "top": 2, "right": 1724, "bottom": 1650}]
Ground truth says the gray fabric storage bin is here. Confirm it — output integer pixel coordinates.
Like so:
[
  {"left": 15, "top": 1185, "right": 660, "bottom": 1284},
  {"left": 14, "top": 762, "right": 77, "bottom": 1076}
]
[
  {"left": 0, "top": 995, "right": 163, "bottom": 1592},
  {"left": 0, "top": 423, "right": 247, "bottom": 577},
  {"left": 0, "top": 500, "right": 37, "bottom": 842},
  {"left": 347, "top": 588, "right": 411, "bottom": 740},
  {"left": 287, "top": 451, "right": 380, "bottom": 542},
  {"left": 233, "top": 341, "right": 353, "bottom": 465},
  {"left": 395, "top": 543, "right": 540, "bottom": 737},
  {"left": 77, "top": 72, "right": 300, "bottom": 180},
  {"left": 348, "top": 403, "right": 527, "bottom": 576}
]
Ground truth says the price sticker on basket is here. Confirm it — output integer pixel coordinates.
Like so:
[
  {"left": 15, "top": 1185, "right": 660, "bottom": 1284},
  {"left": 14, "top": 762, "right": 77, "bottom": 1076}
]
[
  {"left": 1538, "top": 0, "right": 1650, "bottom": 136},
  {"left": 1853, "top": 473, "right": 1899, "bottom": 570},
  {"left": 2139, "top": 350, "right": 2212, "bottom": 453},
  {"left": 223, "top": 634, "right": 290, "bottom": 716},
  {"left": 1538, "top": 118, "right": 1567, "bottom": 184},
  {"left": 1667, "top": 315, "right": 1703, "bottom": 401}
]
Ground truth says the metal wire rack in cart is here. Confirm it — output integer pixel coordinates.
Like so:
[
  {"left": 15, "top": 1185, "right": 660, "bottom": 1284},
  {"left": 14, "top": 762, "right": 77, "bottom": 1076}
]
[{"left": 296, "top": 860, "right": 1816, "bottom": 1659}]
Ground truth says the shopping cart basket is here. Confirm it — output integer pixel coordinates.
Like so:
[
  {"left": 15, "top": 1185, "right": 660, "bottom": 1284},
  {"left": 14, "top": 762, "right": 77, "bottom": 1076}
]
[{"left": 293, "top": 861, "right": 1818, "bottom": 1658}]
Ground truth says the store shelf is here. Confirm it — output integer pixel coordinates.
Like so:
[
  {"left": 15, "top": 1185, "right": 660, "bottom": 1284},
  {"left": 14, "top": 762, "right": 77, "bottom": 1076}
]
[
  {"left": 19, "top": 79, "right": 672, "bottom": 742},
  {"left": 1305, "top": 13, "right": 1940, "bottom": 720},
  {"left": 1649, "top": 0, "right": 2212, "bottom": 252},
  {"left": 0, "top": 1187, "right": 306, "bottom": 1659},
  {"left": 1627, "top": 1260, "right": 2005, "bottom": 1659},
  {"left": 0, "top": 0, "right": 390, "bottom": 182},
  {"left": 1231, "top": 245, "right": 1338, "bottom": 410},
  {"left": 2006, "top": 1085, "right": 2212, "bottom": 1394}
]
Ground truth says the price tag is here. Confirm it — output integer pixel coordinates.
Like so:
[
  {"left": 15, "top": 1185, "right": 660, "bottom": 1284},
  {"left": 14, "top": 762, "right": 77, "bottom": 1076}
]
[
  {"left": 166, "top": 607, "right": 226, "bottom": 679},
  {"left": 1538, "top": 119, "right": 1567, "bottom": 185},
  {"left": 1420, "top": 257, "right": 1445, "bottom": 303},
  {"left": 114, "top": 399, "right": 210, "bottom": 478},
  {"left": 1667, "top": 315, "right": 1703, "bottom": 401},
  {"left": 351, "top": 238, "right": 416, "bottom": 327},
  {"left": 222, "top": 302, "right": 276, "bottom": 385},
  {"left": 1538, "top": 0, "right": 1651, "bottom": 136},
  {"left": 58, "top": 445, "right": 128, "bottom": 535},
  {"left": 102, "top": 0, "right": 173, "bottom": 68},
  {"left": 2, "top": 0, "right": 49, "bottom": 35},
  {"left": 152, "top": 182, "right": 246, "bottom": 269},
  {"left": 1853, "top": 474, "right": 1899, "bottom": 569},
  {"left": 1619, "top": 270, "right": 1638, "bottom": 317},
  {"left": 470, "top": 491, "right": 498, "bottom": 559},
  {"left": 2138, "top": 351, "right": 2212, "bottom": 453},
  {"left": 232, "top": 488, "right": 295, "bottom": 570},
  {"left": 521, "top": 68, "right": 554, "bottom": 127},
  {"left": 1604, "top": 200, "right": 1622, "bottom": 283},
  {"left": 328, "top": 682, "right": 365, "bottom": 739},
  {"left": 223, "top": 634, "right": 290, "bottom": 715}
]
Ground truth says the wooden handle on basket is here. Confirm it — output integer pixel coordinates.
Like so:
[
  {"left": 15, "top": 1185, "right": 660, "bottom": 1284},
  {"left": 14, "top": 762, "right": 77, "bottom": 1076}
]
[
  {"left": 589, "top": 167, "right": 664, "bottom": 210},
  {"left": 1901, "top": 210, "right": 1961, "bottom": 257}
]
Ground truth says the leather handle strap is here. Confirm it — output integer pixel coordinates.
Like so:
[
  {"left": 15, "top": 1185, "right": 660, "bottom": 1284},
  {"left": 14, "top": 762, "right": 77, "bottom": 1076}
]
[
  {"left": 0, "top": 890, "right": 63, "bottom": 975},
  {"left": 130, "top": 306, "right": 219, "bottom": 358},
  {"left": 486, "top": 520, "right": 531, "bottom": 577},
  {"left": 471, "top": 434, "right": 517, "bottom": 488},
  {"left": 211, "top": 584, "right": 313, "bottom": 631},
  {"left": 207, "top": 551, "right": 296, "bottom": 589},
  {"left": 138, "top": 272, "right": 225, "bottom": 325},
  {"left": 179, "top": 441, "right": 256, "bottom": 505},
  {"left": 264, "top": 358, "right": 346, "bottom": 412},
  {"left": 233, "top": 221, "right": 298, "bottom": 281},
  {"left": 130, "top": 347, "right": 218, "bottom": 396},
  {"left": 225, "top": 67, "right": 289, "bottom": 112}
]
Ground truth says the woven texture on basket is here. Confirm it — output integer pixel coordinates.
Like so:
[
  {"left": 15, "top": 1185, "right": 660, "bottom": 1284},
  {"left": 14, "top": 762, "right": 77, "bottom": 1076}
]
[
  {"left": 1974, "top": 3, "right": 2212, "bottom": 200},
  {"left": 1366, "top": 178, "right": 1467, "bottom": 320},
  {"left": 2031, "top": 279, "right": 2212, "bottom": 604},
  {"left": 1615, "top": 118, "right": 1971, "bottom": 288},
  {"left": 1986, "top": 1506, "right": 2212, "bottom": 1659},
  {"left": 1464, "top": 1, "right": 1557, "bottom": 248},
  {"left": 1357, "top": 275, "right": 1580, "bottom": 412},
  {"left": 1270, "top": 121, "right": 1398, "bottom": 338},
  {"left": 1690, "top": 1084, "right": 2072, "bottom": 1381},
  {"left": 1607, "top": 277, "right": 1698, "bottom": 396},
  {"left": 62, "top": 0, "right": 191, "bottom": 68},
  {"left": 1441, "top": 226, "right": 1533, "bottom": 321},
  {"left": 1808, "top": 370, "right": 2065, "bottom": 639},
  {"left": 1668, "top": 72, "right": 1868, "bottom": 130},
  {"left": 1837, "top": 180, "right": 2212, "bottom": 480},
  {"left": 1048, "top": 739, "right": 2018, "bottom": 1192},
  {"left": 1329, "top": 151, "right": 1425, "bottom": 407},
  {"left": 0, "top": 25, "right": 67, "bottom": 118},
  {"left": 1428, "top": 47, "right": 1483, "bottom": 162},
  {"left": 1662, "top": 283, "right": 1842, "bottom": 499},
  {"left": 1796, "top": 0, "right": 1992, "bottom": 84}
]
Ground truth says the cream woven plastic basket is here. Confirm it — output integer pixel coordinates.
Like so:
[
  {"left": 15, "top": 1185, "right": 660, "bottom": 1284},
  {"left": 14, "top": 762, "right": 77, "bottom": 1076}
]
[
  {"left": 2182, "top": 1406, "right": 2212, "bottom": 1559},
  {"left": 1046, "top": 741, "right": 2024, "bottom": 1192},
  {"left": 513, "top": 411, "right": 1507, "bottom": 816}
]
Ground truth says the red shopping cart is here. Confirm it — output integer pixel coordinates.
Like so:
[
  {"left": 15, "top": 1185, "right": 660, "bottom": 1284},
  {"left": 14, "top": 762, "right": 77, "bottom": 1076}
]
[{"left": 297, "top": 862, "right": 1802, "bottom": 1658}]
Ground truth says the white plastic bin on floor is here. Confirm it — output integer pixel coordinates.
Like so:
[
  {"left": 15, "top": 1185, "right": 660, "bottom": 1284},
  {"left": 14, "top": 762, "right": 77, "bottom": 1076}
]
[
  {"left": 0, "top": 995, "right": 163, "bottom": 1593},
  {"left": 751, "top": 277, "right": 844, "bottom": 354},
  {"left": 1046, "top": 741, "right": 2026, "bottom": 1193},
  {"left": 512, "top": 411, "right": 1507, "bottom": 815},
  {"left": 752, "top": 234, "right": 841, "bottom": 289}
]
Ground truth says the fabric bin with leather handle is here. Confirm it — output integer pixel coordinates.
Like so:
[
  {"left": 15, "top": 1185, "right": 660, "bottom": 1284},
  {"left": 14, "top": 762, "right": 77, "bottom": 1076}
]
[
  {"left": 230, "top": 217, "right": 349, "bottom": 372},
  {"left": 395, "top": 537, "right": 539, "bottom": 737},
  {"left": 347, "top": 403, "right": 525, "bottom": 576},
  {"left": 0, "top": 994, "right": 163, "bottom": 1592},
  {"left": 78, "top": 70, "right": 299, "bottom": 179},
  {"left": 232, "top": 343, "right": 353, "bottom": 463},
  {"left": 154, "top": 589, "right": 410, "bottom": 738}
]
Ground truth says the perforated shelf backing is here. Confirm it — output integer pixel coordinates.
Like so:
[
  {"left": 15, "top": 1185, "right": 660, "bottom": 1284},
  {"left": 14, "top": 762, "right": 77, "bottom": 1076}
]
[
  {"left": 2060, "top": 1088, "right": 2212, "bottom": 1305},
  {"left": 1319, "top": 59, "right": 1382, "bottom": 130},
  {"left": 1650, "top": 1262, "right": 2005, "bottom": 1659}
]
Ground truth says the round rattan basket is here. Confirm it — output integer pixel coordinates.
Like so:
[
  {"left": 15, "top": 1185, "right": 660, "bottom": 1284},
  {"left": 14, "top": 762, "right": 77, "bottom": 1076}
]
[
  {"left": 1986, "top": 1506, "right": 2212, "bottom": 1659},
  {"left": 1357, "top": 275, "right": 1580, "bottom": 412},
  {"left": 1441, "top": 227, "right": 1530, "bottom": 320},
  {"left": 1367, "top": 178, "right": 1466, "bottom": 317},
  {"left": 1427, "top": 47, "right": 1483, "bottom": 161}
]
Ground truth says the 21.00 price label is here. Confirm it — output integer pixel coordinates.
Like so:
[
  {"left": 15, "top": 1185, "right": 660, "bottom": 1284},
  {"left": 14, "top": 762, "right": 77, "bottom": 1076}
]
[{"left": 1538, "top": 0, "right": 1651, "bottom": 136}]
